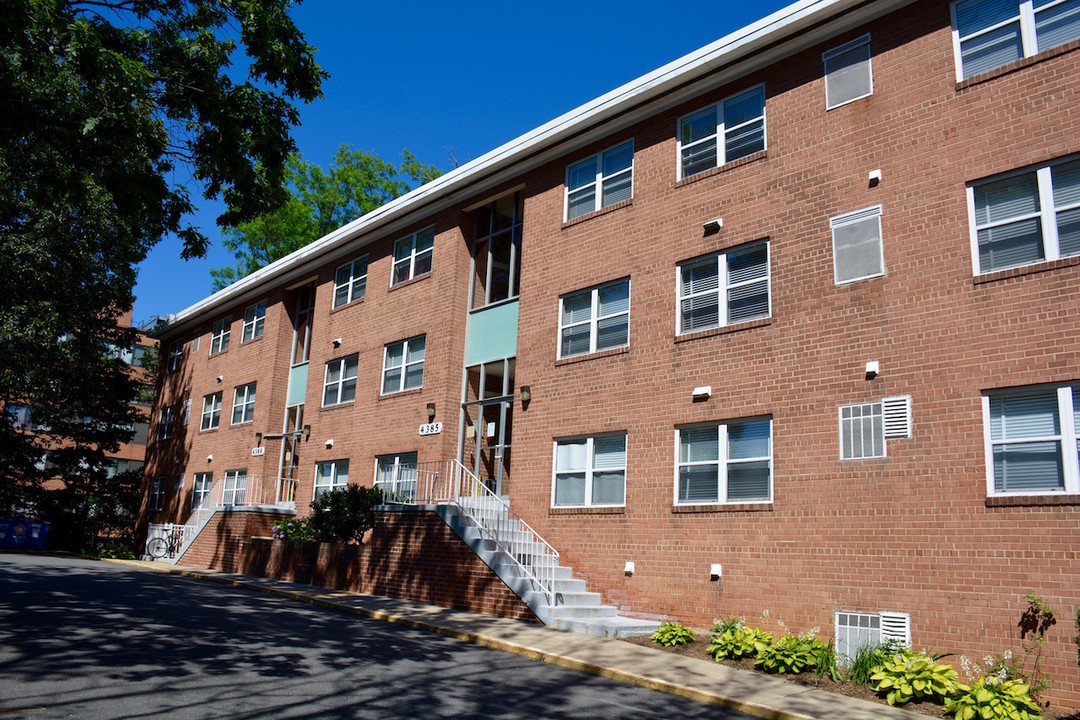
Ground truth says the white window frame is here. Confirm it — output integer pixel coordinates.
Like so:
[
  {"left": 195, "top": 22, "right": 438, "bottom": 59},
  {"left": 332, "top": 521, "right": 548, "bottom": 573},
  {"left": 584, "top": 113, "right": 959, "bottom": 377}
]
[
  {"left": 391, "top": 227, "right": 435, "bottom": 286},
  {"left": 564, "top": 140, "right": 634, "bottom": 221},
  {"left": 322, "top": 354, "right": 358, "bottom": 407},
  {"left": 157, "top": 405, "right": 175, "bottom": 441},
  {"left": 951, "top": 0, "right": 1080, "bottom": 80},
  {"left": 182, "top": 399, "right": 191, "bottom": 426},
  {"left": 677, "top": 84, "right": 766, "bottom": 180},
  {"left": 674, "top": 418, "right": 773, "bottom": 506},
  {"left": 191, "top": 329, "right": 200, "bottom": 352},
  {"left": 192, "top": 472, "right": 213, "bottom": 508},
  {"left": 558, "top": 279, "right": 630, "bottom": 359},
  {"left": 551, "top": 432, "right": 628, "bottom": 508},
  {"left": 221, "top": 469, "right": 247, "bottom": 506},
  {"left": 967, "top": 156, "right": 1080, "bottom": 275},
  {"left": 241, "top": 300, "right": 266, "bottom": 343},
  {"left": 382, "top": 336, "right": 425, "bottom": 395},
  {"left": 676, "top": 240, "right": 771, "bottom": 335},
  {"left": 982, "top": 384, "right": 1080, "bottom": 496},
  {"left": 313, "top": 459, "right": 349, "bottom": 501},
  {"left": 148, "top": 477, "right": 165, "bottom": 511},
  {"left": 200, "top": 392, "right": 222, "bottom": 431},
  {"left": 167, "top": 339, "right": 183, "bottom": 372},
  {"left": 210, "top": 317, "right": 231, "bottom": 355},
  {"left": 839, "top": 402, "right": 887, "bottom": 459},
  {"left": 374, "top": 452, "right": 418, "bottom": 501},
  {"left": 831, "top": 205, "right": 885, "bottom": 285},
  {"left": 333, "top": 255, "right": 369, "bottom": 308},
  {"left": 823, "top": 34, "right": 873, "bottom": 110},
  {"left": 231, "top": 382, "right": 256, "bottom": 425}
]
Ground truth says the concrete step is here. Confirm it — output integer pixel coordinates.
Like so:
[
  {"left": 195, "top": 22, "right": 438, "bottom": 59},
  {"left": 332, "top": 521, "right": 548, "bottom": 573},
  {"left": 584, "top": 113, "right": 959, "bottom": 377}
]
[
  {"left": 549, "top": 615, "right": 662, "bottom": 638},
  {"left": 547, "top": 604, "right": 618, "bottom": 619}
]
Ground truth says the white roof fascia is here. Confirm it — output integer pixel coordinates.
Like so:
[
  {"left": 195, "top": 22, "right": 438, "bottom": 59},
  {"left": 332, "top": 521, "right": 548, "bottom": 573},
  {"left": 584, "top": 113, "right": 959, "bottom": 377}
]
[{"left": 157, "top": 0, "right": 911, "bottom": 336}]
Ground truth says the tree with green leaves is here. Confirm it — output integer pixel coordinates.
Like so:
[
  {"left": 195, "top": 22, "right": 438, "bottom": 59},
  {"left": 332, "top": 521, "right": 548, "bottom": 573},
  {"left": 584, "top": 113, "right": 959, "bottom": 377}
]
[
  {"left": 0, "top": 0, "right": 326, "bottom": 550},
  {"left": 211, "top": 144, "right": 442, "bottom": 288}
]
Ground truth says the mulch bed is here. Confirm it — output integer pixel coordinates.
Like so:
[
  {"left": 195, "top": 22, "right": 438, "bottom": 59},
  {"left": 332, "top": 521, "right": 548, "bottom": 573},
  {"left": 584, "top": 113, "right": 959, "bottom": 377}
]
[{"left": 621, "top": 632, "right": 1080, "bottom": 719}]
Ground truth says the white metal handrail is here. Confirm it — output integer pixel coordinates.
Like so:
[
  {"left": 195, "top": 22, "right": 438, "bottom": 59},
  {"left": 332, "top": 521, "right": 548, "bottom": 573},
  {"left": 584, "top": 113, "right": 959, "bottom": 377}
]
[
  {"left": 389, "top": 460, "right": 561, "bottom": 606},
  {"left": 172, "top": 475, "right": 288, "bottom": 558}
]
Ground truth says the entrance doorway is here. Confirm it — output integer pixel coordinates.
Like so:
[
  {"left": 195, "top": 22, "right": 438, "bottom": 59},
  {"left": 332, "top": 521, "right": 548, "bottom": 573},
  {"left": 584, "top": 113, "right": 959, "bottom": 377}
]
[{"left": 463, "top": 359, "right": 514, "bottom": 496}]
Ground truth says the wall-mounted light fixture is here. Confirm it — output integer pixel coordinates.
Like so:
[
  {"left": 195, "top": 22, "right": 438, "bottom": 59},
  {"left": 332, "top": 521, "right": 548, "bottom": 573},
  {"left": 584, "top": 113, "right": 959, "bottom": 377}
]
[
  {"left": 865, "top": 360, "right": 880, "bottom": 380},
  {"left": 325, "top": 438, "right": 334, "bottom": 449},
  {"left": 426, "top": 402, "right": 436, "bottom": 422},
  {"left": 624, "top": 561, "right": 635, "bottom": 577},
  {"left": 520, "top": 385, "right": 532, "bottom": 407},
  {"left": 868, "top": 169, "right": 882, "bottom": 187},
  {"left": 703, "top": 217, "right": 723, "bottom": 233},
  {"left": 216, "top": 375, "right": 223, "bottom": 383},
  {"left": 255, "top": 432, "right": 262, "bottom": 445},
  {"left": 710, "top": 563, "right": 723, "bottom": 581},
  {"left": 206, "top": 454, "right": 213, "bottom": 463},
  {"left": 302, "top": 424, "right": 311, "bottom": 441},
  {"left": 332, "top": 337, "right": 343, "bottom": 348},
  {"left": 692, "top": 385, "right": 712, "bottom": 402}
]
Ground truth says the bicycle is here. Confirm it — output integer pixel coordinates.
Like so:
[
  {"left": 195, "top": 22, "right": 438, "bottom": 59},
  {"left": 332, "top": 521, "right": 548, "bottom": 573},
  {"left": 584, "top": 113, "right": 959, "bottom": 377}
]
[{"left": 146, "top": 527, "right": 182, "bottom": 559}]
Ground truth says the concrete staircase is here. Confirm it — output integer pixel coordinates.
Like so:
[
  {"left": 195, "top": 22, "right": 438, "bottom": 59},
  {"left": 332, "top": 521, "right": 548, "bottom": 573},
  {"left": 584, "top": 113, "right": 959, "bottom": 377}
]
[{"left": 434, "top": 502, "right": 659, "bottom": 638}]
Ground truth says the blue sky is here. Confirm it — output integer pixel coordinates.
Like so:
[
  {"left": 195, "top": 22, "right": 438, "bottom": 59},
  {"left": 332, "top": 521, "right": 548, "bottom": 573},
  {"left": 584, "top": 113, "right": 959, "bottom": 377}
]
[{"left": 132, "top": 1, "right": 789, "bottom": 324}]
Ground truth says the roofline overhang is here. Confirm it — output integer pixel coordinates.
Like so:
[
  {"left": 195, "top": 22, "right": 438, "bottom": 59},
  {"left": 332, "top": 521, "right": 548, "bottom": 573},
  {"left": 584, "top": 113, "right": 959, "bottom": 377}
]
[{"left": 153, "top": 0, "right": 915, "bottom": 338}]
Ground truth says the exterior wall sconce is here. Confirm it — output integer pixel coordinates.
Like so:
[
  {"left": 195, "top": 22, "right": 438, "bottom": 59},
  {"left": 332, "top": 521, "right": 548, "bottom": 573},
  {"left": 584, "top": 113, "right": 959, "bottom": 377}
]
[
  {"left": 302, "top": 424, "right": 311, "bottom": 441},
  {"left": 703, "top": 217, "right": 723, "bottom": 233},
  {"left": 254, "top": 432, "right": 262, "bottom": 445},
  {"left": 692, "top": 385, "right": 712, "bottom": 401},
  {"left": 520, "top": 385, "right": 531, "bottom": 407},
  {"left": 624, "top": 561, "right": 635, "bottom": 576},
  {"left": 216, "top": 375, "right": 223, "bottom": 383},
  {"left": 426, "top": 402, "right": 436, "bottom": 422},
  {"left": 865, "top": 360, "right": 880, "bottom": 380},
  {"left": 868, "top": 169, "right": 882, "bottom": 187},
  {"left": 332, "top": 337, "right": 342, "bottom": 348},
  {"left": 325, "top": 438, "right": 334, "bottom": 449},
  {"left": 710, "top": 563, "right": 723, "bottom": 581},
  {"left": 206, "top": 454, "right": 213, "bottom": 463}
]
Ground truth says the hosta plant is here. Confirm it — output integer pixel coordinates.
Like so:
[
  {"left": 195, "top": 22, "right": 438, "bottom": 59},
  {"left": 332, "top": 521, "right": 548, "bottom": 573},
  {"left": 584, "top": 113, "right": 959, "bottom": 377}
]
[
  {"left": 870, "top": 648, "right": 962, "bottom": 705},
  {"left": 754, "top": 632, "right": 826, "bottom": 675},
  {"left": 707, "top": 623, "right": 774, "bottom": 661},
  {"left": 651, "top": 621, "right": 697, "bottom": 647},
  {"left": 944, "top": 677, "right": 1042, "bottom": 720}
]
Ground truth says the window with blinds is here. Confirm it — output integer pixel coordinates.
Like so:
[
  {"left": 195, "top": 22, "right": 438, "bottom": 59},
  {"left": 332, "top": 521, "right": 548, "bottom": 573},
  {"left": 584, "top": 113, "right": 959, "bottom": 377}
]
[
  {"left": 952, "top": 0, "right": 1080, "bottom": 80},
  {"left": 831, "top": 206, "right": 884, "bottom": 285},
  {"left": 676, "top": 418, "right": 772, "bottom": 505},
  {"left": 559, "top": 279, "right": 630, "bottom": 358},
  {"left": 553, "top": 433, "right": 627, "bottom": 507},
  {"left": 678, "top": 85, "right": 766, "bottom": 179},
  {"left": 971, "top": 157, "right": 1080, "bottom": 273},
  {"left": 987, "top": 387, "right": 1078, "bottom": 493},
  {"left": 823, "top": 34, "right": 872, "bottom": 109},
  {"left": 565, "top": 140, "right": 634, "bottom": 221},
  {"left": 678, "top": 241, "right": 769, "bottom": 335}
]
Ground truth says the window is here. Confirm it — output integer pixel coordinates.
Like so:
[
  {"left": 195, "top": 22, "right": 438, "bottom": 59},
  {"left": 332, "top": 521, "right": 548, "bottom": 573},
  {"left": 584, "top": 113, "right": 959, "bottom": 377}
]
[
  {"left": 952, "top": 0, "right": 1080, "bottom": 79},
  {"left": 382, "top": 336, "right": 425, "bottom": 394},
  {"left": 559, "top": 279, "right": 630, "bottom": 358},
  {"left": 984, "top": 384, "right": 1080, "bottom": 494},
  {"left": 221, "top": 469, "right": 246, "bottom": 506},
  {"left": 472, "top": 192, "right": 524, "bottom": 308},
  {"left": 131, "top": 345, "right": 150, "bottom": 367},
  {"left": 677, "top": 241, "right": 769, "bottom": 334},
  {"left": 173, "top": 473, "right": 185, "bottom": 494},
  {"left": 553, "top": 433, "right": 627, "bottom": 507},
  {"left": 334, "top": 256, "right": 368, "bottom": 308},
  {"left": 191, "top": 329, "right": 200, "bottom": 352},
  {"left": 677, "top": 418, "right": 772, "bottom": 504},
  {"left": 314, "top": 460, "right": 349, "bottom": 501},
  {"left": 375, "top": 452, "right": 418, "bottom": 501},
  {"left": 840, "top": 403, "right": 885, "bottom": 459},
  {"left": 131, "top": 421, "right": 149, "bottom": 445},
  {"left": 200, "top": 392, "right": 222, "bottom": 431},
  {"left": 824, "top": 34, "right": 872, "bottom": 109},
  {"left": 182, "top": 399, "right": 191, "bottom": 426},
  {"left": 148, "top": 477, "right": 165, "bottom": 511},
  {"left": 167, "top": 339, "right": 183, "bottom": 372},
  {"left": 678, "top": 85, "right": 765, "bottom": 179},
  {"left": 210, "top": 317, "right": 231, "bottom": 354},
  {"left": 231, "top": 382, "right": 256, "bottom": 425},
  {"left": 566, "top": 140, "right": 634, "bottom": 221},
  {"left": 157, "top": 405, "right": 175, "bottom": 441},
  {"left": 834, "top": 612, "right": 912, "bottom": 663},
  {"left": 392, "top": 227, "right": 434, "bottom": 285},
  {"left": 322, "top": 354, "right": 358, "bottom": 406},
  {"left": 242, "top": 301, "right": 266, "bottom": 342},
  {"left": 969, "top": 157, "right": 1080, "bottom": 273},
  {"left": 831, "top": 206, "right": 884, "bottom": 284},
  {"left": 5, "top": 404, "right": 32, "bottom": 430},
  {"left": 192, "top": 472, "right": 213, "bottom": 508}
]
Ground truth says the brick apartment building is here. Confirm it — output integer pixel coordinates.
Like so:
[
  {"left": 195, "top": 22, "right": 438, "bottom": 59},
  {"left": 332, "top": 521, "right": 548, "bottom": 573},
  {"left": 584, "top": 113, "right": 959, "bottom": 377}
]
[{"left": 140, "top": 0, "right": 1080, "bottom": 706}]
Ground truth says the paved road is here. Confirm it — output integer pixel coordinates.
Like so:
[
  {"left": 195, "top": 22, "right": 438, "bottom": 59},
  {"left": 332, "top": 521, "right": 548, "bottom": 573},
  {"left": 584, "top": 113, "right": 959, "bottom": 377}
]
[{"left": 0, "top": 554, "right": 755, "bottom": 719}]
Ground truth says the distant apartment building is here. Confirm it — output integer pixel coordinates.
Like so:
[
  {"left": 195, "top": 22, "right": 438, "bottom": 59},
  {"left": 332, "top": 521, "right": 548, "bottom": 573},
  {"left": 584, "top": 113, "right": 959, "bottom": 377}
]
[{"left": 139, "top": 0, "right": 1080, "bottom": 707}]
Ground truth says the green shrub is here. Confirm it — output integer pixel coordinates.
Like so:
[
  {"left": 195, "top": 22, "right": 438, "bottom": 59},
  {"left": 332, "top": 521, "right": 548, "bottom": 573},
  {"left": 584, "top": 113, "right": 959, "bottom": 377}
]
[
  {"left": 91, "top": 541, "right": 135, "bottom": 559},
  {"left": 309, "top": 484, "right": 383, "bottom": 544},
  {"left": 870, "top": 648, "right": 961, "bottom": 706},
  {"left": 848, "top": 640, "right": 906, "bottom": 686},
  {"left": 814, "top": 639, "right": 844, "bottom": 683},
  {"left": 754, "top": 632, "right": 827, "bottom": 675},
  {"left": 944, "top": 677, "right": 1042, "bottom": 720},
  {"left": 707, "top": 622, "right": 774, "bottom": 661},
  {"left": 271, "top": 516, "right": 316, "bottom": 542},
  {"left": 651, "top": 621, "right": 697, "bottom": 647}
]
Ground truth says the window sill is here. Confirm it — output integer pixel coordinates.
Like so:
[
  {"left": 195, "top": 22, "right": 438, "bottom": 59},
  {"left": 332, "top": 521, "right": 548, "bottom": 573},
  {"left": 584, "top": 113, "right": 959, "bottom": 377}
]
[
  {"left": 675, "top": 317, "right": 772, "bottom": 344},
  {"left": 555, "top": 346, "right": 629, "bottom": 367},
  {"left": 986, "top": 493, "right": 1080, "bottom": 508},
  {"left": 209, "top": 349, "right": 229, "bottom": 359},
  {"left": 329, "top": 297, "right": 365, "bottom": 315},
  {"left": 230, "top": 420, "right": 253, "bottom": 428},
  {"left": 389, "top": 272, "right": 432, "bottom": 293},
  {"left": 973, "top": 255, "right": 1080, "bottom": 285},
  {"left": 378, "top": 387, "right": 423, "bottom": 401},
  {"left": 673, "top": 502, "right": 772, "bottom": 514},
  {"left": 561, "top": 199, "right": 632, "bottom": 229},
  {"left": 469, "top": 295, "right": 519, "bottom": 314},
  {"left": 675, "top": 150, "right": 767, "bottom": 188},
  {"left": 199, "top": 427, "right": 219, "bottom": 434},
  {"left": 319, "top": 401, "right": 355, "bottom": 413},
  {"left": 956, "top": 39, "right": 1080, "bottom": 91},
  {"left": 550, "top": 505, "right": 625, "bottom": 516},
  {"left": 240, "top": 335, "right": 264, "bottom": 347}
]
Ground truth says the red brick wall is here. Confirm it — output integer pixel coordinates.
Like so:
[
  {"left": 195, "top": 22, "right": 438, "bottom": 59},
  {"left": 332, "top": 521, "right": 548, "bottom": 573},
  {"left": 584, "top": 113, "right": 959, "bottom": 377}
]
[{"left": 180, "top": 508, "right": 537, "bottom": 623}]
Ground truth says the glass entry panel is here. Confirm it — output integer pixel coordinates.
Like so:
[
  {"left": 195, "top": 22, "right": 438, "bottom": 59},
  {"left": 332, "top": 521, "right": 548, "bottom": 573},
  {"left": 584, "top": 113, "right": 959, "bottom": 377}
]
[
  {"left": 463, "top": 359, "right": 514, "bottom": 496},
  {"left": 277, "top": 405, "right": 303, "bottom": 505}
]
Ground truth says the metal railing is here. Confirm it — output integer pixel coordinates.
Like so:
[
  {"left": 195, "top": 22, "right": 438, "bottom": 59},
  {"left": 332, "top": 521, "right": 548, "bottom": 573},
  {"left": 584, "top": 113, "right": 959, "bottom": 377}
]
[
  {"left": 387, "top": 460, "right": 561, "bottom": 606},
  {"left": 170, "top": 475, "right": 293, "bottom": 559}
]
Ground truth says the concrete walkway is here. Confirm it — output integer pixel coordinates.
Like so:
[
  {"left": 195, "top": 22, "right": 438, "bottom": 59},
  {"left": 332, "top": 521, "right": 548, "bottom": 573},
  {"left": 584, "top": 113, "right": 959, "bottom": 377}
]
[{"left": 107, "top": 558, "right": 924, "bottom": 720}]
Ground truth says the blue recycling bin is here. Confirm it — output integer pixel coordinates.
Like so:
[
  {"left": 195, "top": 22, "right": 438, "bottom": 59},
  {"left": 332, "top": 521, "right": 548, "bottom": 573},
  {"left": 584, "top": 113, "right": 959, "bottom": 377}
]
[{"left": 0, "top": 519, "right": 50, "bottom": 550}]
